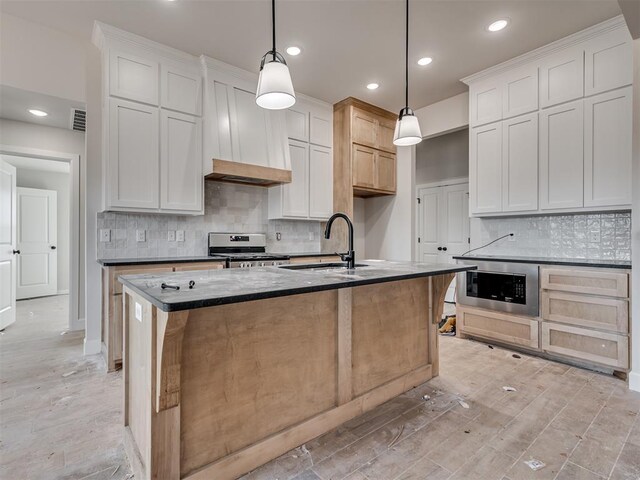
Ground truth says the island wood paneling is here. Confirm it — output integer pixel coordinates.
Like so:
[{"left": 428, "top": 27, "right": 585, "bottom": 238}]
[{"left": 179, "top": 290, "right": 338, "bottom": 476}]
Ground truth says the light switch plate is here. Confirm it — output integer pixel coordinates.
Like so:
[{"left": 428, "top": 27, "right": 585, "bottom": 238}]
[
  {"left": 136, "top": 230, "right": 146, "bottom": 242},
  {"left": 176, "top": 230, "right": 185, "bottom": 242},
  {"left": 308, "top": 232, "right": 314, "bottom": 241},
  {"left": 99, "top": 229, "right": 111, "bottom": 242},
  {"left": 168, "top": 230, "right": 176, "bottom": 242}
]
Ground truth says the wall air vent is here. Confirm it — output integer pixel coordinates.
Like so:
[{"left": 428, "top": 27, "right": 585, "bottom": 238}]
[{"left": 70, "top": 108, "right": 86, "bottom": 132}]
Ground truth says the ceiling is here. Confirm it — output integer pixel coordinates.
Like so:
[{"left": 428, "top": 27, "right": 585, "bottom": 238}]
[
  {"left": 0, "top": 85, "right": 85, "bottom": 130},
  {"left": 0, "top": 0, "right": 623, "bottom": 112},
  {"left": 1, "top": 154, "right": 71, "bottom": 173}
]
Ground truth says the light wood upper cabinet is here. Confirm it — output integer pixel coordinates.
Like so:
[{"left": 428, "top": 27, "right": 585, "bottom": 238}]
[
  {"left": 376, "top": 151, "right": 396, "bottom": 193},
  {"left": 377, "top": 118, "right": 397, "bottom": 153},
  {"left": 352, "top": 144, "right": 376, "bottom": 189},
  {"left": 584, "top": 87, "right": 632, "bottom": 208},
  {"left": 469, "top": 78, "right": 502, "bottom": 127},
  {"left": 539, "top": 47, "right": 584, "bottom": 108},
  {"left": 470, "top": 122, "right": 502, "bottom": 214},
  {"left": 107, "top": 98, "right": 159, "bottom": 210},
  {"left": 109, "top": 50, "right": 159, "bottom": 106},
  {"left": 502, "top": 65, "right": 538, "bottom": 119},
  {"left": 160, "top": 110, "right": 203, "bottom": 212},
  {"left": 352, "top": 109, "right": 378, "bottom": 148},
  {"left": 539, "top": 100, "right": 584, "bottom": 210},
  {"left": 502, "top": 113, "right": 538, "bottom": 212},
  {"left": 309, "top": 145, "right": 333, "bottom": 219},
  {"left": 584, "top": 28, "right": 633, "bottom": 97},
  {"left": 161, "top": 62, "right": 202, "bottom": 116}
]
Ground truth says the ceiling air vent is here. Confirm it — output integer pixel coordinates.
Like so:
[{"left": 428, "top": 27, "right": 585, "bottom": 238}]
[{"left": 70, "top": 108, "right": 86, "bottom": 132}]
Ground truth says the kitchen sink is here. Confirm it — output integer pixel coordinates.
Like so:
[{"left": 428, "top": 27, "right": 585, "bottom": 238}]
[{"left": 279, "top": 262, "right": 369, "bottom": 270}]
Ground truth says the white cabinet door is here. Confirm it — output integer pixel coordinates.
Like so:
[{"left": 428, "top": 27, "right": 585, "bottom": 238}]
[
  {"left": 160, "top": 110, "right": 203, "bottom": 212},
  {"left": 286, "top": 106, "right": 309, "bottom": 142},
  {"left": 502, "top": 65, "right": 538, "bottom": 119},
  {"left": 108, "top": 98, "right": 159, "bottom": 209},
  {"left": 584, "top": 87, "right": 632, "bottom": 207},
  {"left": 282, "top": 140, "right": 309, "bottom": 218},
  {"left": 470, "top": 79, "right": 502, "bottom": 127},
  {"left": 109, "top": 50, "right": 159, "bottom": 105},
  {"left": 539, "top": 100, "right": 583, "bottom": 210},
  {"left": 308, "top": 145, "right": 333, "bottom": 219},
  {"left": 309, "top": 110, "right": 332, "bottom": 147},
  {"left": 0, "top": 159, "right": 17, "bottom": 330},
  {"left": 584, "top": 29, "right": 633, "bottom": 97},
  {"left": 470, "top": 122, "right": 502, "bottom": 214},
  {"left": 161, "top": 62, "right": 202, "bottom": 116},
  {"left": 539, "top": 47, "right": 584, "bottom": 108},
  {"left": 229, "top": 86, "right": 271, "bottom": 167},
  {"left": 502, "top": 113, "right": 538, "bottom": 212}
]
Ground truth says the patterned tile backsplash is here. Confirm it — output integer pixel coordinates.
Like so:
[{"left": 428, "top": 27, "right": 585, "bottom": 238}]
[
  {"left": 97, "top": 182, "right": 323, "bottom": 259},
  {"left": 473, "top": 211, "right": 631, "bottom": 261}
]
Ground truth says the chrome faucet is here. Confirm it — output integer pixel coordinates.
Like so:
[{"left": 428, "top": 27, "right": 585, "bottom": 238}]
[{"left": 324, "top": 212, "right": 356, "bottom": 269}]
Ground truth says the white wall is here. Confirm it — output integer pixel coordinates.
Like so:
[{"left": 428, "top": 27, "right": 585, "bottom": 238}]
[
  {"left": 16, "top": 168, "right": 70, "bottom": 292},
  {"left": 415, "top": 92, "right": 469, "bottom": 139},
  {"left": 416, "top": 128, "right": 469, "bottom": 185},
  {"left": 0, "top": 13, "right": 86, "bottom": 103},
  {"left": 630, "top": 38, "right": 640, "bottom": 392}
]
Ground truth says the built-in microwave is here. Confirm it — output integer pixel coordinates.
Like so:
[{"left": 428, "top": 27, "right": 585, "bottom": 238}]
[{"left": 456, "top": 259, "right": 539, "bottom": 317}]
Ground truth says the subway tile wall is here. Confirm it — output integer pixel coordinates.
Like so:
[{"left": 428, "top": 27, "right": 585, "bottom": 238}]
[
  {"left": 473, "top": 211, "right": 631, "bottom": 261},
  {"left": 97, "top": 182, "right": 323, "bottom": 259}
]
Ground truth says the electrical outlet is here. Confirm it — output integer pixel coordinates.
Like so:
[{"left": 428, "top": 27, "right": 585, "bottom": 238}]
[
  {"left": 136, "top": 230, "right": 146, "bottom": 242},
  {"left": 508, "top": 234, "right": 516, "bottom": 242},
  {"left": 589, "top": 231, "right": 601, "bottom": 243},
  {"left": 99, "top": 229, "right": 111, "bottom": 242},
  {"left": 176, "top": 230, "right": 185, "bottom": 242},
  {"left": 275, "top": 232, "right": 282, "bottom": 241},
  {"left": 167, "top": 230, "right": 176, "bottom": 242}
]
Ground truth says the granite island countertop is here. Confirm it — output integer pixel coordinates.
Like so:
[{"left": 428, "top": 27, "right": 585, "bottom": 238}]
[
  {"left": 453, "top": 254, "right": 631, "bottom": 270},
  {"left": 118, "top": 260, "right": 476, "bottom": 312}
]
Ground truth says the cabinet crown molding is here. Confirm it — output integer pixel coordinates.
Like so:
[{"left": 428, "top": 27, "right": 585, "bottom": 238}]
[{"left": 461, "top": 15, "right": 629, "bottom": 85}]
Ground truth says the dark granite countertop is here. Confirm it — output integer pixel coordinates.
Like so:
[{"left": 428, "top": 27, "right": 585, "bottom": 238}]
[
  {"left": 118, "top": 260, "right": 476, "bottom": 312},
  {"left": 453, "top": 254, "right": 631, "bottom": 270},
  {"left": 98, "top": 256, "right": 227, "bottom": 266}
]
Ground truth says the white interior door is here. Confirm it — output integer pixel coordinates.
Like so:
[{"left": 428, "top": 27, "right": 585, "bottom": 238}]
[
  {"left": 0, "top": 159, "right": 17, "bottom": 329},
  {"left": 417, "top": 186, "right": 443, "bottom": 263},
  {"left": 16, "top": 187, "right": 57, "bottom": 299}
]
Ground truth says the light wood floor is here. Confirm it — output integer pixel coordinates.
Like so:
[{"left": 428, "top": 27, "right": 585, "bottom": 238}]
[{"left": 1, "top": 296, "right": 639, "bottom": 480}]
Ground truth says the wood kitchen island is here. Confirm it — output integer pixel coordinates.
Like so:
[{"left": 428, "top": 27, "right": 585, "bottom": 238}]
[{"left": 118, "top": 260, "right": 474, "bottom": 480}]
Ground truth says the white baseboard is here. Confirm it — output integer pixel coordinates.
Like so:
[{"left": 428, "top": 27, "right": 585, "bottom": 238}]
[
  {"left": 629, "top": 371, "right": 640, "bottom": 393},
  {"left": 69, "top": 317, "right": 85, "bottom": 332},
  {"left": 84, "top": 337, "right": 102, "bottom": 356}
]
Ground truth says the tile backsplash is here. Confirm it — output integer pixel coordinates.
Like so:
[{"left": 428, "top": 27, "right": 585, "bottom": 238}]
[
  {"left": 97, "top": 182, "right": 323, "bottom": 259},
  {"left": 472, "top": 211, "right": 631, "bottom": 261}
]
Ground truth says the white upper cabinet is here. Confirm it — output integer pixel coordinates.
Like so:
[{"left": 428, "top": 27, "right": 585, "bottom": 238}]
[
  {"left": 161, "top": 62, "right": 202, "bottom": 116},
  {"left": 539, "top": 47, "right": 584, "bottom": 108},
  {"left": 584, "top": 29, "right": 633, "bottom": 97},
  {"left": 160, "top": 110, "right": 203, "bottom": 212},
  {"left": 469, "top": 78, "right": 502, "bottom": 127},
  {"left": 286, "top": 106, "right": 309, "bottom": 142},
  {"left": 308, "top": 145, "right": 333, "bottom": 218},
  {"left": 470, "top": 122, "right": 502, "bottom": 214},
  {"left": 309, "top": 111, "right": 332, "bottom": 147},
  {"left": 539, "top": 100, "right": 584, "bottom": 210},
  {"left": 584, "top": 87, "right": 632, "bottom": 207},
  {"left": 109, "top": 50, "right": 159, "bottom": 106},
  {"left": 502, "top": 66, "right": 538, "bottom": 119},
  {"left": 502, "top": 113, "right": 538, "bottom": 212},
  {"left": 281, "top": 140, "right": 309, "bottom": 218},
  {"left": 108, "top": 98, "right": 159, "bottom": 210}
]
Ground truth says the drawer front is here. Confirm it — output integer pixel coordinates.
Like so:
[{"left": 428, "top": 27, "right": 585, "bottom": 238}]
[
  {"left": 541, "top": 322, "right": 628, "bottom": 369},
  {"left": 112, "top": 266, "right": 173, "bottom": 294},
  {"left": 541, "top": 291, "right": 628, "bottom": 333},
  {"left": 458, "top": 306, "right": 539, "bottom": 349},
  {"left": 540, "top": 267, "right": 629, "bottom": 298},
  {"left": 289, "top": 256, "right": 342, "bottom": 265},
  {"left": 173, "top": 262, "right": 225, "bottom": 272}
]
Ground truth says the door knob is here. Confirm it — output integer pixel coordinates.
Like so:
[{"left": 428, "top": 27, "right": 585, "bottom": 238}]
[
  {"left": 12, "top": 249, "right": 20, "bottom": 254},
  {"left": 442, "top": 247, "right": 448, "bottom": 252},
  {"left": 50, "top": 246, "right": 57, "bottom": 250},
  {"left": 437, "top": 247, "right": 443, "bottom": 251}
]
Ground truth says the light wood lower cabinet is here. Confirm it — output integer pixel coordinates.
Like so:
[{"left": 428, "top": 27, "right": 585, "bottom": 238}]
[
  {"left": 457, "top": 305, "right": 539, "bottom": 349},
  {"left": 102, "top": 261, "right": 225, "bottom": 371},
  {"left": 541, "top": 290, "right": 628, "bottom": 333},
  {"left": 289, "top": 255, "right": 342, "bottom": 265},
  {"left": 541, "top": 322, "right": 628, "bottom": 369},
  {"left": 540, "top": 267, "right": 628, "bottom": 297}
]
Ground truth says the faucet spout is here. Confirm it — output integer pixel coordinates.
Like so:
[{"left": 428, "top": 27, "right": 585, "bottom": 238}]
[{"left": 324, "top": 212, "right": 356, "bottom": 269}]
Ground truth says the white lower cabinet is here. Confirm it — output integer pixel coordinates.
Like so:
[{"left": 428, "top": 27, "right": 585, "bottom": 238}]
[
  {"left": 584, "top": 87, "right": 632, "bottom": 208},
  {"left": 160, "top": 110, "right": 203, "bottom": 212},
  {"left": 107, "top": 98, "right": 159, "bottom": 210},
  {"left": 502, "top": 113, "right": 538, "bottom": 212},
  {"left": 470, "top": 122, "right": 502, "bottom": 214}
]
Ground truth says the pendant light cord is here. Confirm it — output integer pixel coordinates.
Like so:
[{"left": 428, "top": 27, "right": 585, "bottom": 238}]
[
  {"left": 272, "top": 0, "right": 277, "bottom": 61},
  {"left": 405, "top": 0, "right": 409, "bottom": 109}
]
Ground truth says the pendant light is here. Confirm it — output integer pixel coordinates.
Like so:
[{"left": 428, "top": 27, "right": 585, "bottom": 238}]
[
  {"left": 256, "top": 0, "right": 296, "bottom": 110},
  {"left": 393, "top": 0, "right": 422, "bottom": 146}
]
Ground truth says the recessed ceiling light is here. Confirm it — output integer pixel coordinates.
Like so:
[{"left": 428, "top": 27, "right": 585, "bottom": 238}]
[
  {"left": 487, "top": 19, "right": 509, "bottom": 32},
  {"left": 286, "top": 46, "right": 301, "bottom": 56},
  {"left": 366, "top": 83, "right": 379, "bottom": 90},
  {"left": 28, "top": 109, "right": 48, "bottom": 117},
  {"left": 417, "top": 57, "right": 433, "bottom": 66}
]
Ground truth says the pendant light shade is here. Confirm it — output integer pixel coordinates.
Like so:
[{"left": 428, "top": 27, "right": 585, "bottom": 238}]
[
  {"left": 256, "top": 0, "right": 296, "bottom": 110},
  {"left": 393, "top": 0, "right": 422, "bottom": 146}
]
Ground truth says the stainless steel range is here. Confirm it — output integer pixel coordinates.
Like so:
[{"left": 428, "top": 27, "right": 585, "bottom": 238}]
[{"left": 207, "top": 233, "right": 290, "bottom": 268}]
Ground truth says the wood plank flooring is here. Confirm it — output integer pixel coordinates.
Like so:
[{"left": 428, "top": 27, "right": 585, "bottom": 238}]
[{"left": 1, "top": 296, "right": 638, "bottom": 480}]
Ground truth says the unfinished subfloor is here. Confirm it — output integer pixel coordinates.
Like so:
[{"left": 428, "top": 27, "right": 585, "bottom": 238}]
[{"left": 1, "top": 296, "right": 639, "bottom": 480}]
